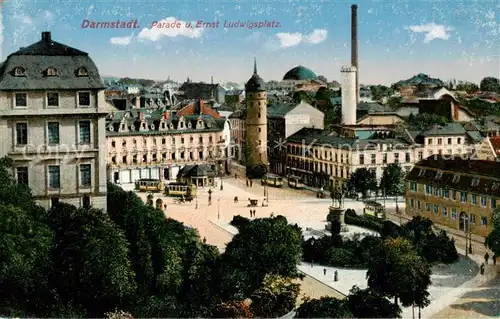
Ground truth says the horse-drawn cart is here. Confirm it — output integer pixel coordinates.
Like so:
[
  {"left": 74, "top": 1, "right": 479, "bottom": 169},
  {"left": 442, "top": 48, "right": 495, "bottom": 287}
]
[{"left": 247, "top": 198, "right": 258, "bottom": 207}]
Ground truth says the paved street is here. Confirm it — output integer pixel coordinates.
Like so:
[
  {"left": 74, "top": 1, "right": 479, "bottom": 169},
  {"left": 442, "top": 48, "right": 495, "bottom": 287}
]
[{"left": 126, "top": 177, "right": 499, "bottom": 317}]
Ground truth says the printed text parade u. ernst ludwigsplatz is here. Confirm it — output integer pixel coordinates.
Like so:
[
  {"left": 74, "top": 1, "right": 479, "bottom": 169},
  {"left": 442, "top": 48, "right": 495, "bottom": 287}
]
[{"left": 81, "top": 19, "right": 280, "bottom": 29}]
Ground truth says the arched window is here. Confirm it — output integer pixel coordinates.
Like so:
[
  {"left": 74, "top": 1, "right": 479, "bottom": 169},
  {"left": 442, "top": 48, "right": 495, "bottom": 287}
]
[
  {"left": 77, "top": 67, "right": 88, "bottom": 76},
  {"left": 14, "top": 67, "right": 26, "bottom": 76},
  {"left": 46, "top": 67, "right": 57, "bottom": 76}
]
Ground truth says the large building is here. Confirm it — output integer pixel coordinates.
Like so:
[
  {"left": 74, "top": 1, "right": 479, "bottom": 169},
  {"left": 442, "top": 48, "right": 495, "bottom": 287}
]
[
  {"left": 0, "top": 32, "right": 109, "bottom": 210},
  {"left": 106, "top": 100, "right": 230, "bottom": 184},
  {"left": 405, "top": 156, "right": 500, "bottom": 237},
  {"left": 245, "top": 60, "right": 268, "bottom": 171}
]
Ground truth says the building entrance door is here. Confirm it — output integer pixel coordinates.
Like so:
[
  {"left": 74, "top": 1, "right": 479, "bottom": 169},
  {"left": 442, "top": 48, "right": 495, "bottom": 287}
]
[{"left": 164, "top": 168, "right": 170, "bottom": 180}]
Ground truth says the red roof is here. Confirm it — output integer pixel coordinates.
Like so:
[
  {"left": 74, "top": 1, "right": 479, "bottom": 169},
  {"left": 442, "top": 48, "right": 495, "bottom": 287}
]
[{"left": 490, "top": 137, "right": 500, "bottom": 156}]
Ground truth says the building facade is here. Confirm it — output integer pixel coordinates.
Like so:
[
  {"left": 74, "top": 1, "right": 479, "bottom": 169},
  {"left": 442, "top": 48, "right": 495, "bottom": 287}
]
[
  {"left": 106, "top": 103, "right": 229, "bottom": 185},
  {"left": 245, "top": 60, "right": 268, "bottom": 170},
  {"left": 405, "top": 157, "right": 500, "bottom": 237},
  {"left": 0, "top": 32, "right": 109, "bottom": 210}
]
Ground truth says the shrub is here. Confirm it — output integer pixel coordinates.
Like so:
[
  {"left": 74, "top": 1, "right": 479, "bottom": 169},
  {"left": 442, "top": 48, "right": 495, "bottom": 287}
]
[
  {"left": 230, "top": 215, "right": 250, "bottom": 229},
  {"left": 344, "top": 214, "right": 382, "bottom": 232},
  {"left": 325, "top": 247, "right": 356, "bottom": 267}
]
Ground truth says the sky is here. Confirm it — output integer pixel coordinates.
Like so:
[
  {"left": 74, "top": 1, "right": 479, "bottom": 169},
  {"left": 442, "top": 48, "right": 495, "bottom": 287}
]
[{"left": 1, "top": 0, "right": 499, "bottom": 86}]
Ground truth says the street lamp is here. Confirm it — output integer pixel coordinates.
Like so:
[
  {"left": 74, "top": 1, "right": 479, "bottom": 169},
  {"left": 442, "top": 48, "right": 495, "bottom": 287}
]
[
  {"left": 217, "top": 198, "right": 220, "bottom": 220},
  {"left": 462, "top": 214, "right": 469, "bottom": 257}
]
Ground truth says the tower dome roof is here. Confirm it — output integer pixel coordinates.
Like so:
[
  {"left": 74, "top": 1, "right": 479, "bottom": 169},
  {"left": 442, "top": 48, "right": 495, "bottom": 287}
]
[
  {"left": 283, "top": 65, "right": 317, "bottom": 81},
  {"left": 245, "top": 58, "right": 265, "bottom": 92}
]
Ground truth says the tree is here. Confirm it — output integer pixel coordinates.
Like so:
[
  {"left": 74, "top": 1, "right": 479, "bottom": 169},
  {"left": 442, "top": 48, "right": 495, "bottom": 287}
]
[
  {"left": 366, "top": 238, "right": 431, "bottom": 310},
  {"left": 380, "top": 163, "right": 405, "bottom": 208},
  {"left": 212, "top": 300, "right": 254, "bottom": 318},
  {"left": 406, "top": 113, "right": 450, "bottom": 131},
  {"left": 480, "top": 77, "right": 500, "bottom": 93},
  {"left": 295, "top": 296, "right": 353, "bottom": 318},
  {"left": 0, "top": 205, "right": 54, "bottom": 317},
  {"left": 219, "top": 216, "right": 303, "bottom": 299},
  {"left": 348, "top": 167, "right": 377, "bottom": 198},
  {"left": 317, "top": 75, "right": 328, "bottom": 83},
  {"left": 347, "top": 286, "right": 401, "bottom": 318},
  {"left": 455, "top": 81, "right": 479, "bottom": 93},
  {"left": 370, "top": 85, "right": 392, "bottom": 102},
  {"left": 47, "top": 203, "right": 137, "bottom": 317},
  {"left": 485, "top": 210, "right": 500, "bottom": 257},
  {"left": 292, "top": 91, "right": 313, "bottom": 104},
  {"left": 250, "top": 274, "right": 300, "bottom": 318}
]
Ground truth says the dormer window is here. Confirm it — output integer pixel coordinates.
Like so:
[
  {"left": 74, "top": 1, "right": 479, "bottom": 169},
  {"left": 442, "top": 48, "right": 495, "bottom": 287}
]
[
  {"left": 435, "top": 171, "right": 442, "bottom": 180},
  {"left": 471, "top": 177, "right": 480, "bottom": 187},
  {"left": 77, "top": 67, "right": 88, "bottom": 76},
  {"left": 418, "top": 168, "right": 426, "bottom": 176},
  {"left": 46, "top": 67, "right": 57, "bottom": 76},
  {"left": 150, "top": 124, "right": 155, "bottom": 130},
  {"left": 452, "top": 174, "right": 460, "bottom": 183},
  {"left": 14, "top": 67, "right": 26, "bottom": 76}
]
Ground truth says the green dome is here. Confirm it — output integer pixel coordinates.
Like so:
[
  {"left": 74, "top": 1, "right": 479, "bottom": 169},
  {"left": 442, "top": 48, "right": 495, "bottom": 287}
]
[{"left": 283, "top": 65, "right": 317, "bottom": 81}]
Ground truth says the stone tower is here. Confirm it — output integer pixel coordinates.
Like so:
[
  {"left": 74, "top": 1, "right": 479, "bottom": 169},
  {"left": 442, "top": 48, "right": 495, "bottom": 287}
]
[{"left": 245, "top": 58, "right": 268, "bottom": 174}]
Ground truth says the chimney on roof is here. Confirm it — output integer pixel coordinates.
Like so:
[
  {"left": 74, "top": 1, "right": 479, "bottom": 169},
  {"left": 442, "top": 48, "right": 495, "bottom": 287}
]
[
  {"left": 211, "top": 76, "right": 213, "bottom": 85},
  {"left": 41, "top": 31, "right": 51, "bottom": 42},
  {"left": 351, "top": 4, "right": 359, "bottom": 104}
]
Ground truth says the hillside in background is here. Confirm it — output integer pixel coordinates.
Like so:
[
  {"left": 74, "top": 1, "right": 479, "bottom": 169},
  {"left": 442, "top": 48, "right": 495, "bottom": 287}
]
[{"left": 392, "top": 73, "right": 444, "bottom": 88}]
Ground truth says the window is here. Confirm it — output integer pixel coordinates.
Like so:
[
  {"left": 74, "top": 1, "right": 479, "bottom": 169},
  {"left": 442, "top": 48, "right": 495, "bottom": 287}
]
[
  {"left": 410, "top": 182, "right": 418, "bottom": 192},
  {"left": 444, "top": 189, "right": 449, "bottom": 198},
  {"left": 428, "top": 138, "right": 433, "bottom": 145},
  {"left": 181, "top": 138, "right": 185, "bottom": 144},
  {"left": 46, "top": 67, "right": 57, "bottom": 76},
  {"left": 48, "top": 165, "right": 60, "bottom": 189},
  {"left": 419, "top": 168, "right": 426, "bottom": 176},
  {"left": 418, "top": 151, "right": 423, "bottom": 160},
  {"left": 481, "top": 216, "right": 488, "bottom": 226},
  {"left": 410, "top": 199, "right": 414, "bottom": 208},
  {"left": 460, "top": 192, "right": 467, "bottom": 203},
  {"left": 15, "top": 93, "right": 27, "bottom": 108},
  {"left": 435, "top": 171, "right": 443, "bottom": 180},
  {"left": 457, "top": 138, "right": 462, "bottom": 144},
  {"left": 14, "top": 67, "right": 26, "bottom": 76},
  {"left": 417, "top": 200, "right": 421, "bottom": 210},
  {"left": 425, "top": 184, "right": 433, "bottom": 195},
  {"left": 471, "top": 177, "right": 479, "bottom": 187},
  {"left": 470, "top": 214, "right": 476, "bottom": 224},
  {"left": 481, "top": 196, "right": 487, "bottom": 207},
  {"left": 78, "top": 92, "right": 90, "bottom": 107},
  {"left": 425, "top": 203, "right": 432, "bottom": 211},
  {"left": 199, "top": 136, "right": 203, "bottom": 143},
  {"left": 79, "top": 121, "right": 91, "bottom": 143},
  {"left": 47, "top": 122, "right": 60, "bottom": 144},
  {"left": 433, "top": 204, "right": 439, "bottom": 214},
  {"left": 132, "top": 155, "right": 137, "bottom": 164},
  {"left": 15, "top": 123, "right": 28, "bottom": 145},
  {"left": 438, "top": 138, "right": 442, "bottom": 145},
  {"left": 452, "top": 174, "right": 460, "bottom": 183},
  {"left": 451, "top": 190, "right": 457, "bottom": 200},
  {"left": 383, "top": 153, "right": 387, "bottom": 164},
  {"left": 451, "top": 209, "right": 457, "bottom": 220},
  {"left": 77, "top": 67, "right": 88, "bottom": 76},
  {"left": 80, "top": 164, "right": 91, "bottom": 187},
  {"left": 447, "top": 138, "right": 452, "bottom": 145},
  {"left": 471, "top": 194, "right": 477, "bottom": 205},
  {"left": 394, "top": 153, "right": 399, "bottom": 163},
  {"left": 359, "top": 154, "right": 364, "bottom": 165},
  {"left": 405, "top": 152, "right": 410, "bottom": 162},
  {"left": 16, "top": 167, "right": 28, "bottom": 186},
  {"left": 111, "top": 141, "right": 116, "bottom": 147},
  {"left": 443, "top": 207, "right": 448, "bottom": 217},
  {"left": 143, "top": 154, "right": 147, "bottom": 162},
  {"left": 46, "top": 92, "right": 59, "bottom": 107},
  {"left": 122, "top": 155, "right": 127, "bottom": 163}
]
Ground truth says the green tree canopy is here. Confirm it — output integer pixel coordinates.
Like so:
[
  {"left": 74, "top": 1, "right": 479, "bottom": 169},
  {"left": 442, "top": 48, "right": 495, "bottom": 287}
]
[
  {"left": 406, "top": 113, "right": 450, "bottom": 131},
  {"left": 347, "top": 167, "right": 377, "bottom": 198},
  {"left": 366, "top": 237, "right": 431, "bottom": 309},
  {"left": 480, "top": 77, "right": 500, "bottom": 93},
  {"left": 370, "top": 85, "right": 393, "bottom": 101},
  {"left": 347, "top": 286, "right": 401, "bottom": 318},
  {"left": 219, "top": 216, "right": 303, "bottom": 299},
  {"left": 295, "top": 296, "right": 353, "bottom": 318},
  {"left": 380, "top": 163, "right": 405, "bottom": 197},
  {"left": 485, "top": 210, "right": 500, "bottom": 257},
  {"left": 250, "top": 274, "right": 300, "bottom": 318},
  {"left": 455, "top": 81, "right": 479, "bottom": 93}
]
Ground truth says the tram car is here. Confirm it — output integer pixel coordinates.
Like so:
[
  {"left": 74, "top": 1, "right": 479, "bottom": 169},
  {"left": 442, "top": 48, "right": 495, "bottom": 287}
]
[
  {"left": 134, "top": 179, "right": 165, "bottom": 192},
  {"left": 164, "top": 182, "right": 197, "bottom": 197},
  {"left": 287, "top": 175, "right": 304, "bottom": 189},
  {"left": 261, "top": 174, "right": 284, "bottom": 188}
]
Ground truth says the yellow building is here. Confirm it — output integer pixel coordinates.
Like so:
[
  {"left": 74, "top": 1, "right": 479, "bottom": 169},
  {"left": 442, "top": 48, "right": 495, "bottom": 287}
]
[{"left": 405, "top": 156, "right": 500, "bottom": 238}]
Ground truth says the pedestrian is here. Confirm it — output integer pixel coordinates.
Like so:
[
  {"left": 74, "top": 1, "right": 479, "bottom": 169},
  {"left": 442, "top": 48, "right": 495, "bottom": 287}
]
[
  {"left": 334, "top": 270, "right": 338, "bottom": 282},
  {"left": 494, "top": 254, "right": 497, "bottom": 265},
  {"left": 250, "top": 180, "right": 253, "bottom": 187},
  {"left": 480, "top": 263, "right": 485, "bottom": 275},
  {"left": 203, "top": 237, "right": 207, "bottom": 244},
  {"left": 246, "top": 179, "right": 249, "bottom": 187},
  {"left": 253, "top": 210, "right": 256, "bottom": 217},
  {"left": 250, "top": 209, "right": 253, "bottom": 217},
  {"left": 485, "top": 252, "right": 490, "bottom": 265},
  {"left": 323, "top": 268, "right": 327, "bottom": 276}
]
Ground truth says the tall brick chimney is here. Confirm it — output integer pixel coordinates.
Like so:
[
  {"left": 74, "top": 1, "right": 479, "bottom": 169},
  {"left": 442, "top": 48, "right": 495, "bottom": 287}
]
[
  {"left": 41, "top": 31, "right": 51, "bottom": 42},
  {"left": 351, "top": 4, "right": 359, "bottom": 104}
]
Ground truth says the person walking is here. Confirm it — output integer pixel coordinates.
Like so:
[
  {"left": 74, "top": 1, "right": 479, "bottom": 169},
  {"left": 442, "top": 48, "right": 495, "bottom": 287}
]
[
  {"left": 485, "top": 252, "right": 490, "bottom": 265},
  {"left": 494, "top": 254, "right": 497, "bottom": 265},
  {"left": 323, "top": 268, "right": 327, "bottom": 276}
]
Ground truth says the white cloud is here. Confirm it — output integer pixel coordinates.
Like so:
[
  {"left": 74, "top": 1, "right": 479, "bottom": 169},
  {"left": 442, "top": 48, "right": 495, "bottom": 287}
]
[
  {"left": 305, "top": 29, "right": 328, "bottom": 44},
  {"left": 137, "top": 17, "right": 203, "bottom": 42},
  {"left": 407, "top": 23, "right": 453, "bottom": 43},
  {"left": 274, "top": 28, "right": 328, "bottom": 48},
  {"left": 110, "top": 35, "right": 133, "bottom": 46},
  {"left": 14, "top": 15, "right": 33, "bottom": 25},
  {"left": 43, "top": 10, "right": 53, "bottom": 21}
]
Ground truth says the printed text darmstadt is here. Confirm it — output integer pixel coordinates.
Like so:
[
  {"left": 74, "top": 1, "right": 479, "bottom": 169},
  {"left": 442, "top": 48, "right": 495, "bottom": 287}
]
[{"left": 152, "top": 19, "right": 280, "bottom": 29}]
